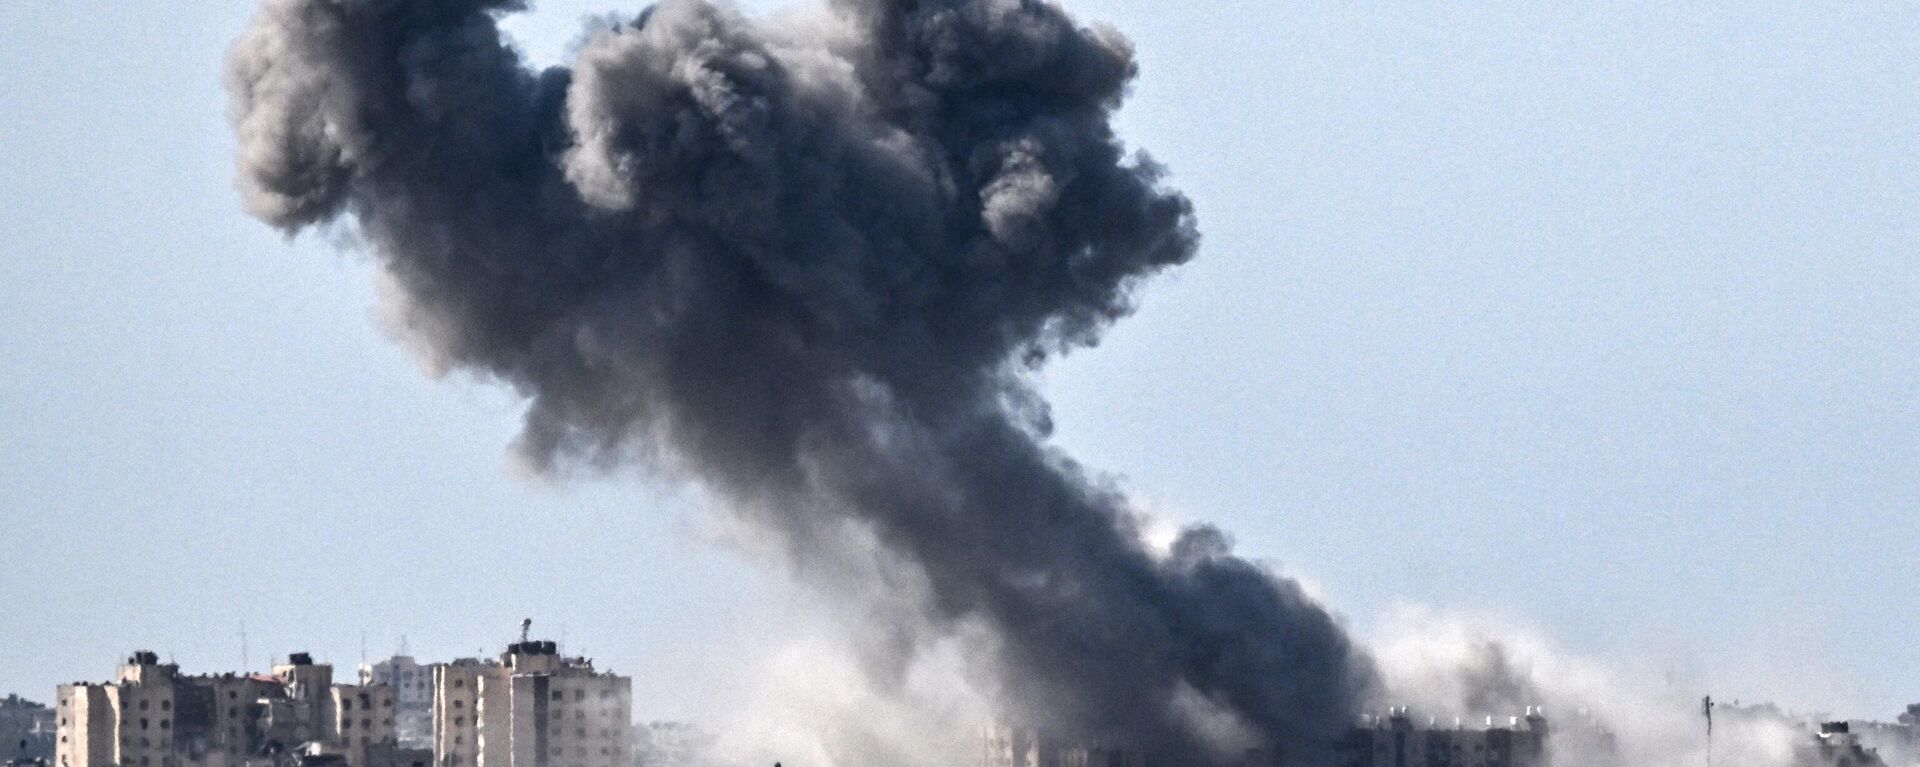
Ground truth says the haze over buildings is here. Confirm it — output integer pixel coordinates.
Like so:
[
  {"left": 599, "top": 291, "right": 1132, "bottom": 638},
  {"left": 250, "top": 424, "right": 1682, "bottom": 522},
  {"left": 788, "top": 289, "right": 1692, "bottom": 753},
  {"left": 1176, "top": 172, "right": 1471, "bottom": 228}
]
[
  {"left": 0, "top": 0, "right": 1915, "bottom": 766},
  {"left": 15, "top": 630, "right": 1920, "bottom": 767}
]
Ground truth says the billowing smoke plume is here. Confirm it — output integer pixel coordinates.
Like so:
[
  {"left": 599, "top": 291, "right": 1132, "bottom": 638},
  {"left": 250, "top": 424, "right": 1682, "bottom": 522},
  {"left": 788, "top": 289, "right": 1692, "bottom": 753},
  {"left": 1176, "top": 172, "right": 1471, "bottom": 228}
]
[{"left": 227, "top": 0, "right": 1374, "bottom": 762}]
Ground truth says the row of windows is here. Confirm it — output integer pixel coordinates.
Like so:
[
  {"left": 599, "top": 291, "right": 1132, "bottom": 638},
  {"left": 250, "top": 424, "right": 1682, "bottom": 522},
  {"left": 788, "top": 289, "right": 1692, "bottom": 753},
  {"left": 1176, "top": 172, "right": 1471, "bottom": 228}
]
[
  {"left": 547, "top": 689, "right": 620, "bottom": 701},
  {"left": 547, "top": 747, "right": 623, "bottom": 757},
  {"left": 552, "top": 728, "right": 618, "bottom": 740}
]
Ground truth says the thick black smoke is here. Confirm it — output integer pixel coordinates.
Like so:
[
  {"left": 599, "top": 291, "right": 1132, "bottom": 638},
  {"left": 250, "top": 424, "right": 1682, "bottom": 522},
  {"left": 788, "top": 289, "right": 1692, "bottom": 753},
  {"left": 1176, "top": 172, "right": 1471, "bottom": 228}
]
[{"left": 228, "top": 0, "right": 1375, "bottom": 761}]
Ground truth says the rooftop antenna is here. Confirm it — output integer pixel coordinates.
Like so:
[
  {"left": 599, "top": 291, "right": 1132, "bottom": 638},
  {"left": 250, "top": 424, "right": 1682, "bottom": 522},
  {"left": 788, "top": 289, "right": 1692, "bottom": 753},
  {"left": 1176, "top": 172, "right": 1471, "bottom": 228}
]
[
  {"left": 239, "top": 622, "right": 250, "bottom": 673},
  {"left": 398, "top": 635, "right": 410, "bottom": 658},
  {"left": 360, "top": 632, "right": 368, "bottom": 665},
  {"left": 520, "top": 618, "right": 533, "bottom": 644}
]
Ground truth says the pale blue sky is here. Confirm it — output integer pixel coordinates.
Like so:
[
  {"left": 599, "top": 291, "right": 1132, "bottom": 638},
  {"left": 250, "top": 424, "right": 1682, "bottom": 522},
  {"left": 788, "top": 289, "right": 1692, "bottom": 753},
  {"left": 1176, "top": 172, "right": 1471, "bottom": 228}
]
[{"left": 1, "top": 1, "right": 1914, "bottom": 722}]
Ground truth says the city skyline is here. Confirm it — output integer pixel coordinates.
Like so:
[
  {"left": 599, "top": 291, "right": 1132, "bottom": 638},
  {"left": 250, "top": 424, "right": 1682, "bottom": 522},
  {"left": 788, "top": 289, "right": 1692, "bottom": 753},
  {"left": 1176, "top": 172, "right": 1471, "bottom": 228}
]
[{"left": 2, "top": 0, "right": 1915, "bottom": 760}]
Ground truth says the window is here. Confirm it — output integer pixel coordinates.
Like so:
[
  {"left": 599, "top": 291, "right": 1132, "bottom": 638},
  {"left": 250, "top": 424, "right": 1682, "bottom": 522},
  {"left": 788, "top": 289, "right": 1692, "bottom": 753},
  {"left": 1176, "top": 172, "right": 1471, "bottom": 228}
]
[
  {"left": 142, "top": 719, "right": 150, "bottom": 730},
  {"left": 343, "top": 720, "right": 353, "bottom": 731},
  {"left": 140, "top": 701, "right": 150, "bottom": 711},
  {"left": 160, "top": 702, "right": 171, "bottom": 711},
  {"left": 454, "top": 717, "right": 465, "bottom": 726},
  {"left": 343, "top": 701, "right": 353, "bottom": 712},
  {"left": 551, "top": 691, "right": 562, "bottom": 701}
]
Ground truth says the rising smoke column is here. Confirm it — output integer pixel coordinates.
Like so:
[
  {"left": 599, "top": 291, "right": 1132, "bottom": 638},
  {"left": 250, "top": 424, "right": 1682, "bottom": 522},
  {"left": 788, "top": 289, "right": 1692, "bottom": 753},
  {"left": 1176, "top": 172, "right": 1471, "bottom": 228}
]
[{"left": 228, "top": 0, "right": 1375, "bottom": 761}]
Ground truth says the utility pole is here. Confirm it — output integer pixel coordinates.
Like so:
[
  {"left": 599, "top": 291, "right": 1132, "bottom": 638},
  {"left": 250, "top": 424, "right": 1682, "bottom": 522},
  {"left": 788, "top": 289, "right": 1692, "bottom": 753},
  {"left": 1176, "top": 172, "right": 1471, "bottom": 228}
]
[{"left": 1703, "top": 695, "right": 1714, "bottom": 767}]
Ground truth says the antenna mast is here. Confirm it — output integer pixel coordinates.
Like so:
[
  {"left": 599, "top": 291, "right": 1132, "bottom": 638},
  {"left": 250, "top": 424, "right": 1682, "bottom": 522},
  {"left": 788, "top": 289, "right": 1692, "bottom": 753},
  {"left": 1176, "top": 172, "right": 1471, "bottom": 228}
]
[{"left": 1703, "top": 695, "right": 1714, "bottom": 767}]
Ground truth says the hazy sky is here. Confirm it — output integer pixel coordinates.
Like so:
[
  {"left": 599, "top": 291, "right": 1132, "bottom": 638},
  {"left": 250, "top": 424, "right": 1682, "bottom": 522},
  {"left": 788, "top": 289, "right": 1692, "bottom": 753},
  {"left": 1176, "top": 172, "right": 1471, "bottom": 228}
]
[{"left": 2, "top": 0, "right": 1914, "bottom": 723}]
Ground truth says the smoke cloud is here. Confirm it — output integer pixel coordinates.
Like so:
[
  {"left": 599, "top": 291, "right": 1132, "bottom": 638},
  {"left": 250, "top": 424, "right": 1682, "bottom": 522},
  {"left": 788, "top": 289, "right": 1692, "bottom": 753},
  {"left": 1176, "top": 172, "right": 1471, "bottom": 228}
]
[
  {"left": 227, "top": 0, "right": 1374, "bottom": 762},
  {"left": 1372, "top": 608, "right": 1812, "bottom": 767}
]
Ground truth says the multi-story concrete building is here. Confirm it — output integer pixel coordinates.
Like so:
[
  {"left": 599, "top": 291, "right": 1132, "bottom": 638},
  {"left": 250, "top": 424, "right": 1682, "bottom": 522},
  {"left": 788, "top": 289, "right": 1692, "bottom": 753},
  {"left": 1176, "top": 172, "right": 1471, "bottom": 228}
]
[
  {"left": 1, "top": 693, "right": 56, "bottom": 765},
  {"left": 1336, "top": 708, "right": 1549, "bottom": 767},
  {"left": 55, "top": 651, "right": 400, "bottom": 767},
  {"left": 328, "top": 684, "right": 395, "bottom": 767},
  {"left": 358, "top": 659, "right": 430, "bottom": 750},
  {"left": 431, "top": 642, "right": 629, "bottom": 767}
]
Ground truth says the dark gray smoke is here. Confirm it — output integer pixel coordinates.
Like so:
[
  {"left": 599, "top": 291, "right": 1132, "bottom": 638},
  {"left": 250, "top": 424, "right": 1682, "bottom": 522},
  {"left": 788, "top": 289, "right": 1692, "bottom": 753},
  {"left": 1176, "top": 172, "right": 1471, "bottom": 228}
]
[{"left": 227, "top": 0, "right": 1375, "bottom": 761}]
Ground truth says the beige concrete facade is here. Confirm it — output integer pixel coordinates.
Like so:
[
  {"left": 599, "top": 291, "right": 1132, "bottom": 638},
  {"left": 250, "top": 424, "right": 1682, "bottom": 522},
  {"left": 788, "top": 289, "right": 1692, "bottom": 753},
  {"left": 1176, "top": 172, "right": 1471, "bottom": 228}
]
[
  {"left": 330, "top": 685, "right": 395, "bottom": 767},
  {"left": 431, "top": 643, "right": 629, "bottom": 767},
  {"left": 55, "top": 652, "right": 398, "bottom": 767}
]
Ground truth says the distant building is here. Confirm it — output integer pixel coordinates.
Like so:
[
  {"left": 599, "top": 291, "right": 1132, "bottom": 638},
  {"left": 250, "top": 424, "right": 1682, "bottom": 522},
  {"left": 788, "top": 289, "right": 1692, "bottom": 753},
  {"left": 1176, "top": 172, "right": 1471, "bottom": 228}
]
[
  {"left": 55, "top": 651, "right": 398, "bottom": 767},
  {"left": 1806, "top": 722, "right": 1887, "bottom": 767},
  {"left": 358, "top": 659, "right": 430, "bottom": 750},
  {"left": 431, "top": 641, "right": 630, "bottom": 767},
  {"left": 974, "top": 725, "right": 1142, "bottom": 767},
  {"left": 1, "top": 694, "right": 55, "bottom": 764},
  {"left": 1849, "top": 706, "right": 1920, "bottom": 767},
  {"left": 1335, "top": 708, "right": 1549, "bottom": 767}
]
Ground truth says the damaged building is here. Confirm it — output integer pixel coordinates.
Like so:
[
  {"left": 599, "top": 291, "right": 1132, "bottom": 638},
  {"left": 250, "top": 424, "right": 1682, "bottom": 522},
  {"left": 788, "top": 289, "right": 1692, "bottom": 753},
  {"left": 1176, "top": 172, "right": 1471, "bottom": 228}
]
[{"left": 54, "top": 651, "right": 426, "bottom": 767}]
